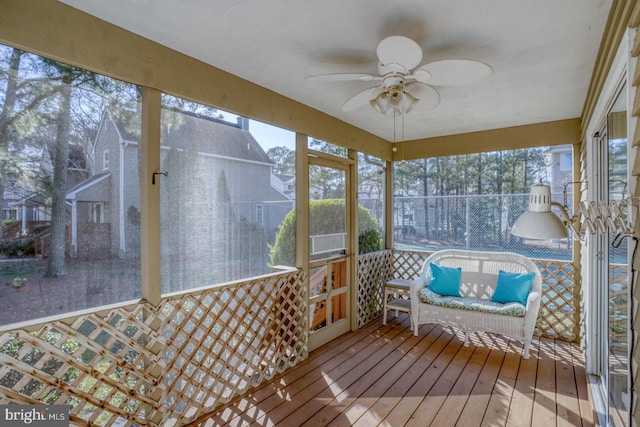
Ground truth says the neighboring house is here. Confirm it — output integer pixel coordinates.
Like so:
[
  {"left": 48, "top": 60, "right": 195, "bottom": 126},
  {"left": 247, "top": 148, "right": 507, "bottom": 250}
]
[
  {"left": 3, "top": 186, "right": 24, "bottom": 221},
  {"left": 65, "top": 112, "right": 139, "bottom": 258},
  {"left": 271, "top": 173, "right": 295, "bottom": 200},
  {"left": 546, "top": 144, "right": 573, "bottom": 197},
  {"left": 6, "top": 193, "right": 51, "bottom": 238},
  {"left": 4, "top": 144, "right": 89, "bottom": 238},
  {"left": 67, "top": 110, "right": 293, "bottom": 258}
]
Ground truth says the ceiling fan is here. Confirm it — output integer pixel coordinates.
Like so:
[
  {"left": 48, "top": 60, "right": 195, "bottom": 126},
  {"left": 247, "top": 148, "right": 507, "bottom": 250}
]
[{"left": 308, "top": 35, "right": 492, "bottom": 115}]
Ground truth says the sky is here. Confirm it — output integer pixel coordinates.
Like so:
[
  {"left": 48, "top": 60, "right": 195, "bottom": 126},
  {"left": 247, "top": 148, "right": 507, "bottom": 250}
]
[
  {"left": 249, "top": 119, "right": 296, "bottom": 151},
  {"left": 219, "top": 112, "right": 296, "bottom": 151}
]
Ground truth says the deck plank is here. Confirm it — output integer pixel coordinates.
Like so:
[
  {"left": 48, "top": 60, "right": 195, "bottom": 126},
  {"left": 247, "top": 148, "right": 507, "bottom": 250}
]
[
  {"left": 479, "top": 337, "right": 522, "bottom": 426},
  {"left": 349, "top": 325, "right": 451, "bottom": 427},
  {"left": 570, "top": 340, "right": 595, "bottom": 426},
  {"left": 254, "top": 319, "right": 415, "bottom": 426},
  {"left": 504, "top": 336, "right": 540, "bottom": 427},
  {"left": 215, "top": 319, "right": 399, "bottom": 426},
  {"left": 555, "top": 340, "right": 583, "bottom": 427},
  {"left": 324, "top": 324, "right": 444, "bottom": 427},
  {"left": 402, "top": 330, "right": 484, "bottom": 427},
  {"left": 531, "top": 338, "right": 557, "bottom": 426},
  {"left": 426, "top": 333, "right": 497, "bottom": 427},
  {"left": 454, "top": 334, "right": 508, "bottom": 427},
  {"left": 195, "top": 317, "right": 593, "bottom": 427},
  {"left": 380, "top": 327, "right": 464, "bottom": 426},
  {"left": 294, "top": 322, "right": 430, "bottom": 427}
]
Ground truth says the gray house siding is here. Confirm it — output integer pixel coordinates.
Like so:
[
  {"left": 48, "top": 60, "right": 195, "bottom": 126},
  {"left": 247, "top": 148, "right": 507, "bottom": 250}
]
[
  {"left": 86, "top": 113, "right": 142, "bottom": 258},
  {"left": 75, "top": 109, "right": 291, "bottom": 268},
  {"left": 158, "top": 150, "right": 289, "bottom": 229},
  {"left": 122, "top": 143, "right": 141, "bottom": 257},
  {"left": 96, "top": 115, "right": 121, "bottom": 257}
]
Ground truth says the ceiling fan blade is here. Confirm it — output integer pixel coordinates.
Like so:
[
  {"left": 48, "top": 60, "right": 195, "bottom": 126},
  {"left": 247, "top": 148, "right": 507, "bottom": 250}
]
[
  {"left": 376, "top": 35, "right": 423, "bottom": 71},
  {"left": 407, "top": 83, "right": 440, "bottom": 111},
  {"left": 305, "top": 73, "right": 381, "bottom": 82},
  {"left": 342, "top": 86, "right": 382, "bottom": 111},
  {"left": 416, "top": 59, "right": 492, "bottom": 86}
]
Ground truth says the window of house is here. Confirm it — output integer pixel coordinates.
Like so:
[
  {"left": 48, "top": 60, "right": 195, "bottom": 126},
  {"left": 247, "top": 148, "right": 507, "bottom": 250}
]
[
  {"left": 256, "top": 204, "right": 264, "bottom": 225},
  {"left": 103, "top": 149, "right": 110, "bottom": 170},
  {"left": 0, "top": 44, "right": 141, "bottom": 326},
  {"left": 392, "top": 146, "right": 573, "bottom": 260},
  {"left": 91, "top": 203, "right": 103, "bottom": 223},
  {"left": 159, "top": 96, "right": 296, "bottom": 292}
]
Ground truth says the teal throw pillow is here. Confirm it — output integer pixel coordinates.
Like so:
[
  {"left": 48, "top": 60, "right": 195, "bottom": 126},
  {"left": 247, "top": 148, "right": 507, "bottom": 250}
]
[
  {"left": 491, "top": 270, "right": 536, "bottom": 305},
  {"left": 428, "top": 263, "right": 462, "bottom": 297}
]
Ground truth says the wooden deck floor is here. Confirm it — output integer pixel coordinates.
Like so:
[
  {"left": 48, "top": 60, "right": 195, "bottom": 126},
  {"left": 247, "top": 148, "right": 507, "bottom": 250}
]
[{"left": 198, "top": 314, "right": 594, "bottom": 427}]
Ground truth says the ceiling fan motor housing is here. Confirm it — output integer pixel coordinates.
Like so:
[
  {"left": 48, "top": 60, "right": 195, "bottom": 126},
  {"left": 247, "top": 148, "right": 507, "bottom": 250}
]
[{"left": 378, "top": 61, "right": 408, "bottom": 76}]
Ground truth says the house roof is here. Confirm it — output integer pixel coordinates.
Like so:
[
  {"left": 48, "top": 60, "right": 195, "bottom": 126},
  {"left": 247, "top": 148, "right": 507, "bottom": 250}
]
[
  {"left": 161, "top": 110, "right": 273, "bottom": 165},
  {"left": 12, "top": 192, "right": 47, "bottom": 206},
  {"left": 109, "top": 112, "right": 140, "bottom": 142},
  {"left": 109, "top": 109, "right": 274, "bottom": 165},
  {"left": 66, "top": 172, "right": 111, "bottom": 200},
  {"left": 273, "top": 173, "right": 295, "bottom": 183}
]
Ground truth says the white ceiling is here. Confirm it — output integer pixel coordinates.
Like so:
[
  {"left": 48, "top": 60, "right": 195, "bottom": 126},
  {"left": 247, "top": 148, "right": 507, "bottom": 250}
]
[{"left": 60, "top": 0, "right": 612, "bottom": 142}]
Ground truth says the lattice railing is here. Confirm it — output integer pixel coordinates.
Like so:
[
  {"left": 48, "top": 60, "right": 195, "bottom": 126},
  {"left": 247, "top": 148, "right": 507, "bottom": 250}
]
[
  {"left": 389, "top": 250, "right": 430, "bottom": 279},
  {"left": 357, "top": 249, "right": 580, "bottom": 342},
  {"left": 0, "top": 268, "right": 306, "bottom": 426},
  {"left": 536, "top": 260, "right": 580, "bottom": 341},
  {"left": 0, "top": 304, "right": 158, "bottom": 425},
  {"left": 534, "top": 260, "right": 579, "bottom": 341},
  {"left": 356, "top": 251, "right": 391, "bottom": 327}
]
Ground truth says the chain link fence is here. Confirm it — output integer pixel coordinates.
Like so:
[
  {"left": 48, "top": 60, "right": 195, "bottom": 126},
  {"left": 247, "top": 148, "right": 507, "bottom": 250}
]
[{"left": 389, "top": 193, "right": 572, "bottom": 261}]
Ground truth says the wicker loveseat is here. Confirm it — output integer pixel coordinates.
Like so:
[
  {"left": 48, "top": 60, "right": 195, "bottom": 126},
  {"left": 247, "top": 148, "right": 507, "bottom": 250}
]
[{"left": 409, "top": 249, "right": 542, "bottom": 358}]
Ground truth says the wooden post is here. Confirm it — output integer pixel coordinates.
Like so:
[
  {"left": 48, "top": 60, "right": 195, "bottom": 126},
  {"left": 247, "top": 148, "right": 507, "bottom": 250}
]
[{"left": 140, "top": 87, "right": 162, "bottom": 306}]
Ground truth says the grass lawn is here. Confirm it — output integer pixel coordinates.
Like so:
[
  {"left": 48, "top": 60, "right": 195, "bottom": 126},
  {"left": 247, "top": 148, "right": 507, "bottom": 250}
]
[{"left": 0, "top": 257, "right": 141, "bottom": 327}]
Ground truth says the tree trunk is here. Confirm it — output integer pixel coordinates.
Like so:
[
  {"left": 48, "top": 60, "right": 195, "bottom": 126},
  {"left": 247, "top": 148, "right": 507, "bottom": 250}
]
[
  {"left": 421, "top": 159, "right": 430, "bottom": 240},
  {"left": 45, "top": 80, "right": 71, "bottom": 277},
  {"left": 0, "top": 49, "right": 24, "bottom": 241}
]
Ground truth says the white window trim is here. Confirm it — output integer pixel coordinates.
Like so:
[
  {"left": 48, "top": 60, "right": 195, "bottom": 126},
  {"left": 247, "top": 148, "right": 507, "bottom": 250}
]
[{"left": 583, "top": 26, "right": 637, "bottom": 427}]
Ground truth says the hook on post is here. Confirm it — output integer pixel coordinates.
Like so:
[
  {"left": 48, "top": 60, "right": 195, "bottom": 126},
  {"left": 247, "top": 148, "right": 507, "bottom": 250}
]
[{"left": 152, "top": 171, "right": 168, "bottom": 185}]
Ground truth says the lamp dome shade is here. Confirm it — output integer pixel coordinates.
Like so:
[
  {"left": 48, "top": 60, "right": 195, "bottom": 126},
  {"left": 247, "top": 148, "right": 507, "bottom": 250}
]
[{"left": 510, "top": 184, "right": 569, "bottom": 240}]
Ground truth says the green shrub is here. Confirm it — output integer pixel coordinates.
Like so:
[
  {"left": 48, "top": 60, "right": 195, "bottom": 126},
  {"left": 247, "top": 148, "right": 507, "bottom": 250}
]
[
  {"left": 2, "top": 218, "right": 16, "bottom": 228},
  {"left": 269, "top": 199, "right": 382, "bottom": 266},
  {"left": 359, "top": 228, "right": 383, "bottom": 254},
  {"left": 0, "top": 238, "right": 35, "bottom": 257},
  {"left": 127, "top": 205, "right": 140, "bottom": 226}
]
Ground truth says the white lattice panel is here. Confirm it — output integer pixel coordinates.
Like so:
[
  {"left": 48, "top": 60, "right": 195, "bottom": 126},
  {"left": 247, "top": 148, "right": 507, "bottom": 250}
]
[
  {"left": 534, "top": 260, "right": 579, "bottom": 341},
  {"left": 356, "top": 251, "right": 391, "bottom": 327},
  {"left": 0, "top": 269, "right": 306, "bottom": 426}
]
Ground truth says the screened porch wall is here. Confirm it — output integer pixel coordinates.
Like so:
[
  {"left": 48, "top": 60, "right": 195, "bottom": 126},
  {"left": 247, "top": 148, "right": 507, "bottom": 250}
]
[
  {"left": 0, "top": 251, "right": 577, "bottom": 426},
  {"left": 0, "top": 1, "right": 632, "bottom": 425}
]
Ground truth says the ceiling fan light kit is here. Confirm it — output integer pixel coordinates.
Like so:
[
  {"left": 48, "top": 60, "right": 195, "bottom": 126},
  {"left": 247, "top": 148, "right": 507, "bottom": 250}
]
[
  {"left": 369, "top": 93, "right": 388, "bottom": 114},
  {"left": 308, "top": 35, "right": 492, "bottom": 117},
  {"left": 369, "top": 85, "right": 418, "bottom": 114}
]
